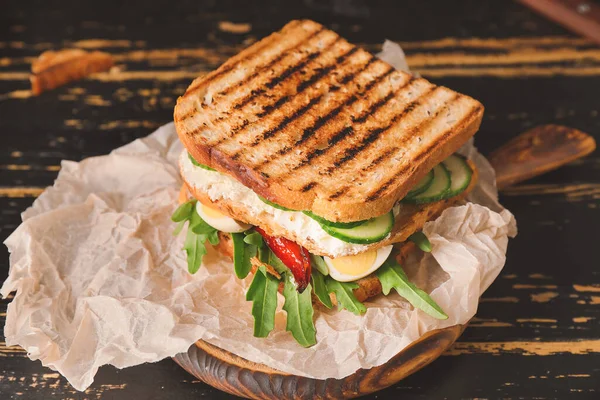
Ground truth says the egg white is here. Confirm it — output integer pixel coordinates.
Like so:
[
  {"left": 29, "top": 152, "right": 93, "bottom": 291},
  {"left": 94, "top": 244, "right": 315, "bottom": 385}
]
[
  {"left": 196, "top": 202, "right": 251, "bottom": 233},
  {"left": 324, "top": 245, "right": 394, "bottom": 282}
]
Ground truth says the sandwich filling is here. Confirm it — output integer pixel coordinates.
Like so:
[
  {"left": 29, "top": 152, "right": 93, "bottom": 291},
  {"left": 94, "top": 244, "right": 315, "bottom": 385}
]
[
  {"left": 180, "top": 150, "right": 388, "bottom": 257},
  {"left": 174, "top": 150, "right": 475, "bottom": 347}
]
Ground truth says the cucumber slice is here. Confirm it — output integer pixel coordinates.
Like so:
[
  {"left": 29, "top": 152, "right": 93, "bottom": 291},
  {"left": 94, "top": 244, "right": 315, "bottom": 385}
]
[
  {"left": 442, "top": 154, "right": 473, "bottom": 197},
  {"left": 401, "top": 164, "right": 451, "bottom": 204},
  {"left": 405, "top": 170, "right": 434, "bottom": 199},
  {"left": 303, "top": 211, "right": 366, "bottom": 229},
  {"left": 321, "top": 211, "right": 394, "bottom": 244},
  {"left": 188, "top": 153, "right": 216, "bottom": 171},
  {"left": 257, "top": 195, "right": 294, "bottom": 211}
]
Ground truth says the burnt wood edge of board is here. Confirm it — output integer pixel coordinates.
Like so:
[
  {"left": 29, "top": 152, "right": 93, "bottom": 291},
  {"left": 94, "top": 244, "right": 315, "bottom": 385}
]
[{"left": 172, "top": 324, "right": 465, "bottom": 400}]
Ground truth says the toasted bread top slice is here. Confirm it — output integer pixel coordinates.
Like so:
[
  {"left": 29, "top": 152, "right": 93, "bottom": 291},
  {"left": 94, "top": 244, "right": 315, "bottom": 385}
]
[
  {"left": 174, "top": 19, "right": 484, "bottom": 222},
  {"left": 180, "top": 159, "right": 478, "bottom": 258}
]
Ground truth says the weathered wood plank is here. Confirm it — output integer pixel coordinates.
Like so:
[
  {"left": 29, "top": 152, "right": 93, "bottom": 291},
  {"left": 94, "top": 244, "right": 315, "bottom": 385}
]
[{"left": 1, "top": 0, "right": 599, "bottom": 398}]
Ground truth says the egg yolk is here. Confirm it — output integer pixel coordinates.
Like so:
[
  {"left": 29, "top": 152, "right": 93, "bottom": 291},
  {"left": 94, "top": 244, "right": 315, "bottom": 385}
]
[
  {"left": 202, "top": 204, "right": 226, "bottom": 219},
  {"left": 329, "top": 250, "right": 377, "bottom": 276}
]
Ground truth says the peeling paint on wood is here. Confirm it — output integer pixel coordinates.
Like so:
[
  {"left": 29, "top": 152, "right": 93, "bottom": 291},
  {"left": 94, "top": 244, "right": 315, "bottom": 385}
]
[
  {"left": 445, "top": 340, "right": 600, "bottom": 356},
  {"left": 573, "top": 317, "right": 594, "bottom": 323},
  {"left": 0, "top": 187, "right": 44, "bottom": 197},
  {"left": 480, "top": 296, "right": 520, "bottom": 303},
  {"left": 573, "top": 284, "right": 600, "bottom": 292},
  {"left": 513, "top": 284, "right": 558, "bottom": 289},
  {"left": 530, "top": 292, "right": 559, "bottom": 303},
  {"left": 516, "top": 318, "right": 558, "bottom": 323}
]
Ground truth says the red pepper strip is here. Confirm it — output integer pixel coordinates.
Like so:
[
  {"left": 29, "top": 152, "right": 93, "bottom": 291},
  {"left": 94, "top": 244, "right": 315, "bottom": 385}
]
[{"left": 254, "top": 227, "right": 312, "bottom": 293}]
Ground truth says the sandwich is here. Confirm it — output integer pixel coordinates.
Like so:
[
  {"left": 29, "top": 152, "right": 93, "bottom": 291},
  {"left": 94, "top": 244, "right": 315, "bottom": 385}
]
[{"left": 171, "top": 19, "right": 484, "bottom": 347}]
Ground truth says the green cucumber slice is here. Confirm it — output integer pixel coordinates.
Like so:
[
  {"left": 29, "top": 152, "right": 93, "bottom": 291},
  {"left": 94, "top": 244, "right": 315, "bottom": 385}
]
[
  {"left": 257, "top": 195, "right": 294, "bottom": 211},
  {"left": 188, "top": 153, "right": 216, "bottom": 171},
  {"left": 321, "top": 211, "right": 394, "bottom": 244},
  {"left": 401, "top": 164, "right": 451, "bottom": 204},
  {"left": 442, "top": 154, "right": 473, "bottom": 197},
  {"left": 405, "top": 170, "right": 434, "bottom": 199},
  {"left": 303, "top": 211, "right": 366, "bottom": 229}
]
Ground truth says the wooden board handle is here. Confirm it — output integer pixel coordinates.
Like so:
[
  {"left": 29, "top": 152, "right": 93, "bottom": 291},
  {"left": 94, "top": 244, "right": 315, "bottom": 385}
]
[
  {"left": 517, "top": 0, "right": 600, "bottom": 45},
  {"left": 488, "top": 124, "right": 596, "bottom": 190}
]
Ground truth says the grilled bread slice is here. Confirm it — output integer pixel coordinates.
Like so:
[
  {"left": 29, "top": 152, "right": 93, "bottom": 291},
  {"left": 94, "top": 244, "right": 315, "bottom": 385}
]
[
  {"left": 180, "top": 159, "right": 478, "bottom": 258},
  {"left": 174, "top": 19, "right": 484, "bottom": 223}
]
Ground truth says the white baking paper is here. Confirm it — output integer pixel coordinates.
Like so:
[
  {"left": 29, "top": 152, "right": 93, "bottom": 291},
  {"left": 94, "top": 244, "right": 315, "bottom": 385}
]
[{"left": 2, "top": 44, "right": 517, "bottom": 391}]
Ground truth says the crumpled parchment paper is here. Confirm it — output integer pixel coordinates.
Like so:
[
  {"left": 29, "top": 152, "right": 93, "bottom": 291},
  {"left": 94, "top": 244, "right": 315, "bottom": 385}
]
[{"left": 2, "top": 42, "right": 517, "bottom": 391}]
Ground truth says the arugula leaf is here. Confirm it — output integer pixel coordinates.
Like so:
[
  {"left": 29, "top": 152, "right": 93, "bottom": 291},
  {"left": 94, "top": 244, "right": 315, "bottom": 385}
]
[
  {"left": 172, "top": 220, "right": 186, "bottom": 236},
  {"left": 178, "top": 205, "right": 219, "bottom": 274},
  {"left": 171, "top": 200, "right": 196, "bottom": 222},
  {"left": 191, "top": 214, "right": 220, "bottom": 234},
  {"left": 408, "top": 231, "right": 432, "bottom": 252},
  {"left": 309, "top": 254, "right": 329, "bottom": 276},
  {"left": 207, "top": 230, "right": 220, "bottom": 246},
  {"left": 246, "top": 265, "right": 279, "bottom": 337},
  {"left": 267, "top": 251, "right": 289, "bottom": 275},
  {"left": 311, "top": 270, "right": 332, "bottom": 309},
  {"left": 257, "top": 243, "right": 268, "bottom": 263},
  {"left": 376, "top": 259, "right": 447, "bottom": 320},
  {"left": 325, "top": 278, "right": 366, "bottom": 315},
  {"left": 243, "top": 231, "right": 264, "bottom": 247},
  {"left": 282, "top": 274, "right": 317, "bottom": 347},
  {"left": 184, "top": 213, "right": 207, "bottom": 274},
  {"left": 232, "top": 232, "right": 256, "bottom": 279}
]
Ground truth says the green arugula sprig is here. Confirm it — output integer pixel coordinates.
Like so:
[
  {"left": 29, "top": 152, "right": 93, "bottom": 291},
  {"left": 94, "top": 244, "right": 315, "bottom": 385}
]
[
  {"left": 245, "top": 265, "right": 279, "bottom": 337},
  {"left": 171, "top": 199, "right": 220, "bottom": 274},
  {"left": 283, "top": 275, "right": 316, "bottom": 347},
  {"left": 408, "top": 231, "right": 432, "bottom": 252},
  {"left": 236, "top": 231, "right": 318, "bottom": 347},
  {"left": 325, "top": 278, "right": 367, "bottom": 315},
  {"left": 308, "top": 254, "right": 366, "bottom": 315},
  {"left": 311, "top": 269, "right": 333, "bottom": 309},
  {"left": 376, "top": 257, "right": 448, "bottom": 320}
]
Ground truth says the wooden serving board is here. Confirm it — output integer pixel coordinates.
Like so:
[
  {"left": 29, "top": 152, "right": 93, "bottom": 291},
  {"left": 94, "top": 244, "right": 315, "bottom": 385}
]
[{"left": 172, "top": 125, "right": 595, "bottom": 399}]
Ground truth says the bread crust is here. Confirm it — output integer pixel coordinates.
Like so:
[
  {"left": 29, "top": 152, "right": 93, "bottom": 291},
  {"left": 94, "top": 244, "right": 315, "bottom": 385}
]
[{"left": 174, "top": 19, "right": 484, "bottom": 223}]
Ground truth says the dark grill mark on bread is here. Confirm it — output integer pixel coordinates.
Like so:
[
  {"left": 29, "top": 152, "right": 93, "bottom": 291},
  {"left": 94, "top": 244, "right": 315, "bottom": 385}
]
[
  {"left": 250, "top": 95, "right": 323, "bottom": 146},
  {"left": 256, "top": 96, "right": 290, "bottom": 118},
  {"left": 364, "top": 147, "right": 396, "bottom": 171},
  {"left": 250, "top": 54, "right": 378, "bottom": 169},
  {"left": 183, "top": 20, "right": 307, "bottom": 99},
  {"left": 365, "top": 93, "right": 468, "bottom": 202},
  {"left": 296, "top": 47, "right": 358, "bottom": 93},
  {"left": 283, "top": 67, "right": 396, "bottom": 173},
  {"left": 301, "top": 182, "right": 317, "bottom": 192},
  {"left": 269, "top": 55, "right": 378, "bottom": 157},
  {"left": 353, "top": 76, "right": 416, "bottom": 125},
  {"left": 210, "top": 38, "right": 342, "bottom": 146},
  {"left": 328, "top": 187, "right": 348, "bottom": 199},
  {"left": 331, "top": 84, "right": 437, "bottom": 171},
  {"left": 265, "top": 50, "right": 321, "bottom": 89},
  {"left": 219, "top": 27, "right": 325, "bottom": 99},
  {"left": 238, "top": 45, "right": 358, "bottom": 148}
]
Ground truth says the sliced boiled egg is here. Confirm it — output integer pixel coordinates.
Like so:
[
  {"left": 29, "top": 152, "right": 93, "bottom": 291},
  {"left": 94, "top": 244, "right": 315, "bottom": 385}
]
[
  {"left": 324, "top": 245, "right": 394, "bottom": 282},
  {"left": 196, "top": 202, "right": 251, "bottom": 233}
]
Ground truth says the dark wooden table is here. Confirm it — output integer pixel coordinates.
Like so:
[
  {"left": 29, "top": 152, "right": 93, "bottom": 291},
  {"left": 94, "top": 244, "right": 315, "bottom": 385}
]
[{"left": 1, "top": 0, "right": 599, "bottom": 398}]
